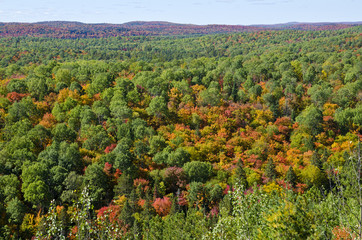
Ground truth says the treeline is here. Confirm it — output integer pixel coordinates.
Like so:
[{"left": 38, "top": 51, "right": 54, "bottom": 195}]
[
  {"left": 0, "top": 26, "right": 361, "bottom": 239},
  {"left": 0, "top": 21, "right": 359, "bottom": 39}
]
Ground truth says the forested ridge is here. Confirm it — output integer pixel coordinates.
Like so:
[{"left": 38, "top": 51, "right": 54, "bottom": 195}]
[
  {"left": 0, "top": 25, "right": 361, "bottom": 239},
  {"left": 0, "top": 21, "right": 360, "bottom": 38}
]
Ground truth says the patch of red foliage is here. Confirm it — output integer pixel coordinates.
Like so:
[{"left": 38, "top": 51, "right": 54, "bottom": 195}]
[
  {"left": 104, "top": 144, "right": 117, "bottom": 154},
  {"left": 7, "top": 92, "right": 29, "bottom": 102},
  {"left": 152, "top": 196, "right": 172, "bottom": 216}
]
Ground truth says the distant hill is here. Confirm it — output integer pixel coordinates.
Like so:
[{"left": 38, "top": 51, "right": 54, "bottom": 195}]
[{"left": 0, "top": 21, "right": 360, "bottom": 38}]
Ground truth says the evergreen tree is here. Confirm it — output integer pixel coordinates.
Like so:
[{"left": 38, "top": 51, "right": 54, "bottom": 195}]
[
  {"left": 129, "top": 189, "right": 138, "bottom": 213},
  {"left": 235, "top": 158, "right": 248, "bottom": 189},
  {"left": 153, "top": 178, "right": 160, "bottom": 199},
  {"left": 265, "top": 159, "right": 277, "bottom": 181},
  {"left": 142, "top": 190, "right": 154, "bottom": 217},
  {"left": 132, "top": 218, "right": 141, "bottom": 240},
  {"left": 114, "top": 174, "right": 133, "bottom": 198},
  {"left": 141, "top": 191, "right": 153, "bottom": 240},
  {"left": 285, "top": 166, "right": 297, "bottom": 188},
  {"left": 120, "top": 200, "right": 134, "bottom": 229},
  {"left": 311, "top": 151, "right": 323, "bottom": 170},
  {"left": 169, "top": 197, "right": 179, "bottom": 215}
]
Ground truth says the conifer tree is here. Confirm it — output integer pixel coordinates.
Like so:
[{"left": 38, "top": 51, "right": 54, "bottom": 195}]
[
  {"left": 311, "top": 151, "right": 323, "bottom": 170},
  {"left": 169, "top": 197, "right": 179, "bottom": 215},
  {"left": 132, "top": 218, "right": 141, "bottom": 240},
  {"left": 285, "top": 166, "right": 297, "bottom": 187},
  {"left": 120, "top": 200, "right": 134, "bottom": 228},
  {"left": 113, "top": 174, "right": 133, "bottom": 198},
  {"left": 129, "top": 189, "right": 138, "bottom": 213},
  {"left": 153, "top": 179, "right": 160, "bottom": 199},
  {"left": 235, "top": 158, "right": 248, "bottom": 189},
  {"left": 141, "top": 191, "right": 153, "bottom": 240},
  {"left": 265, "top": 159, "right": 277, "bottom": 181}
]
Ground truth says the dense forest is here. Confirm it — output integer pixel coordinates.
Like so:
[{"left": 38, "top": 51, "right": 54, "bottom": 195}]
[
  {"left": 0, "top": 23, "right": 361, "bottom": 239},
  {"left": 0, "top": 21, "right": 360, "bottom": 38}
]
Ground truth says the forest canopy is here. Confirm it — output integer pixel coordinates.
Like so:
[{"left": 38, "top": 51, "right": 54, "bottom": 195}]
[{"left": 0, "top": 25, "right": 361, "bottom": 239}]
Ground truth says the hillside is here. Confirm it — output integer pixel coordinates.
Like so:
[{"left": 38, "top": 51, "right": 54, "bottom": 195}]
[
  {"left": 0, "top": 25, "right": 361, "bottom": 239},
  {"left": 0, "top": 21, "right": 360, "bottom": 38}
]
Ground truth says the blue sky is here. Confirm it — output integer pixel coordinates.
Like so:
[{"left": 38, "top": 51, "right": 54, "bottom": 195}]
[{"left": 0, "top": 0, "right": 361, "bottom": 25}]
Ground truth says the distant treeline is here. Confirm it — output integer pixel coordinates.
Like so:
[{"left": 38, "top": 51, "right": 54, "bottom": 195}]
[{"left": 0, "top": 21, "right": 360, "bottom": 38}]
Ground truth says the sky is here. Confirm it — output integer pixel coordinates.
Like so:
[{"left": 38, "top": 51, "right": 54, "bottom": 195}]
[{"left": 0, "top": 0, "right": 361, "bottom": 25}]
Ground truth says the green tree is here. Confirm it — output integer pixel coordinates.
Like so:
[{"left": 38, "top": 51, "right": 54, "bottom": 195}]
[
  {"left": 285, "top": 166, "right": 297, "bottom": 188},
  {"left": 113, "top": 139, "right": 136, "bottom": 175},
  {"left": 149, "top": 135, "right": 167, "bottom": 155},
  {"left": 0, "top": 174, "right": 21, "bottom": 203},
  {"left": 234, "top": 158, "right": 248, "bottom": 189},
  {"left": 49, "top": 165, "right": 68, "bottom": 198},
  {"left": 110, "top": 100, "right": 132, "bottom": 120},
  {"left": 27, "top": 77, "right": 48, "bottom": 100},
  {"left": 52, "top": 123, "right": 77, "bottom": 143},
  {"left": 58, "top": 142, "right": 82, "bottom": 172},
  {"left": 199, "top": 85, "right": 221, "bottom": 106},
  {"left": 92, "top": 100, "right": 110, "bottom": 123},
  {"left": 27, "top": 124, "right": 51, "bottom": 154},
  {"left": 334, "top": 104, "right": 362, "bottom": 131},
  {"left": 167, "top": 147, "right": 191, "bottom": 167},
  {"left": 188, "top": 182, "right": 204, "bottom": 208},
  {"left": 148, "top": 215, "right": 163, "bottom": 240},
  {"left": 146, "top": 96, "right": 168, "bottom": 119},
  {"left": 83, "top": 163, "right": 111, "bottom": 208},
  {"left": 307, "top": 83, "right": 332, "bottom": 107},
  {"left": 6, "top": 197, "right": 25, "bottom": 225},
  {"left": 60, "top": 172, "right": 83, "bottom": 204},
  {"left": 55, "top": 68, "right": 71, "bottom": 86},
  {"left": 6, "top": 97, "right": 37, "bottom": 124},
  {"left": 296, "top": 105, "right": 323, "bottom": 136},
  {"left": 0, "top": 136, "right": 36, "bottom": 174},
  {"left": 114, "top": 173, "right": 133, "bottom": 198},
  {"left": 120, "top": 200, "right": 135, "bottom": 229},
  {"left": 87, "top": 73, "right": 113, "bottom": 97},
  {"left": 7, "top": 79, "right": 27, "bottom": 93},
  {"left": 81, "top": 125, "right": 111, "bottom": 152},
  {"left": 70, "top": 81, "right": 82, "bottom": 92},
  {"left": 21, "top": 162, "right": 50, "bottom": 208},
  {"left": 23, "top": 179, "right": 50, "bottom": 208},
  {"left": 183, "top": 161, "right": 213, "bottom": 183},
  {"left": 265, "top": 159, "right": 277, "bottom": 182}
]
